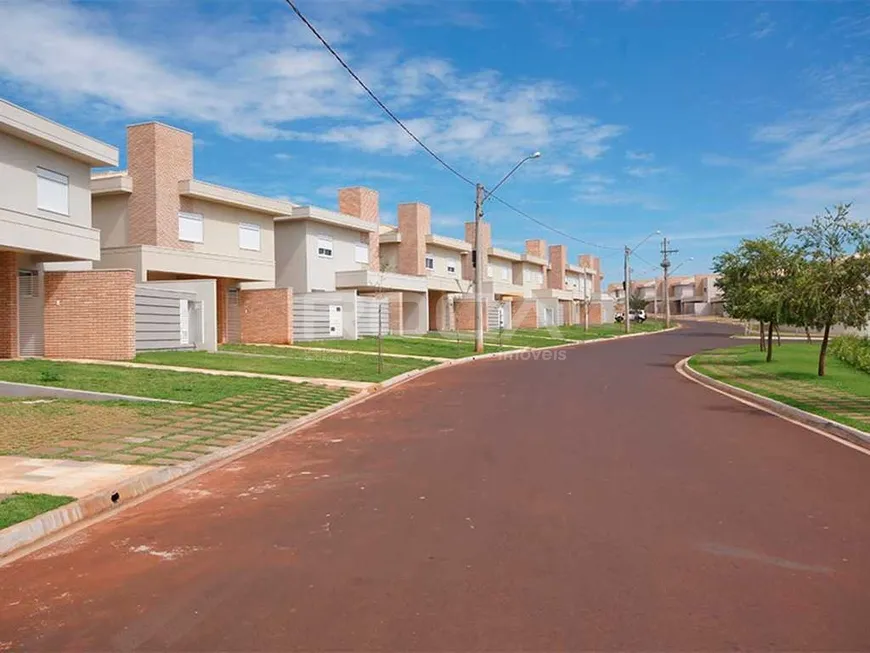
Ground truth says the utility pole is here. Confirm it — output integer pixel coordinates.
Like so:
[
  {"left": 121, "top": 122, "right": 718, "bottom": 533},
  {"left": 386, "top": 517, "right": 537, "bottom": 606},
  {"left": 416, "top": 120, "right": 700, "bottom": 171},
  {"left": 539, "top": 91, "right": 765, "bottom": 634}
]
[
  {"left": 473, "top": 183, "right": 485, "bottom": 353},
  {"left": 583, "top": 271, "right": 589, "bottom": 331},
  {"left": 660, "top": 237, "right": 679, "bottom": 328},
  {"left": 623, "top": 245, "right": 631, "bottom": 334}
]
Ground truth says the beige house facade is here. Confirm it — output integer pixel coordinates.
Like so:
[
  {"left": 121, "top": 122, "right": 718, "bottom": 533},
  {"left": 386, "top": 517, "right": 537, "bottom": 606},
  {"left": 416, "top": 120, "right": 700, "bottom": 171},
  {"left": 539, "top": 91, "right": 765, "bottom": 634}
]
[{"left": 0, "top": 98, "right": 137, "bottom": 360}]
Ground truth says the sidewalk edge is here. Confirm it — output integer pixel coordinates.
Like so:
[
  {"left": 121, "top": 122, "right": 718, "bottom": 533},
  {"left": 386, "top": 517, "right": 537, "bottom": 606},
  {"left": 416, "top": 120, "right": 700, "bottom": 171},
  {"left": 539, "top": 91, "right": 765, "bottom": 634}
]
[{"left": 675, "top": 357, "right": 870, "bottom": 454}]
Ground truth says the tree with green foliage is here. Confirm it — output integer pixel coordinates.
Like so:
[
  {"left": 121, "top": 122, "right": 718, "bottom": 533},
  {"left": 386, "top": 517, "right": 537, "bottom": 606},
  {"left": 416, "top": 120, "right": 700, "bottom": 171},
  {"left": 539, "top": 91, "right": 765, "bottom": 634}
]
[
  {"left": 776, "top": 204, "right": 870, "bottom": 376},
  {"left": 713, "top": 235, "right": 798, "bottom": 362}
]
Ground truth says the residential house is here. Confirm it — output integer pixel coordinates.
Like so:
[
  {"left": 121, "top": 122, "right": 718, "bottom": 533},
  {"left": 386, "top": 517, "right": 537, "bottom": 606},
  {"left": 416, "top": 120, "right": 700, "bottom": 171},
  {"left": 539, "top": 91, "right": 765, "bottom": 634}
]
[
  {"left": 277, "top": 188, "right": 428, "bottom": 339},
  {"left": 91, "top": 122, "right": 293, "bottom": 351},
  {"left": 0, "top": 98, "right": 135, "bottom": 360},
  {"left": 612, "top": 273, "right": 724, "bottom": 317}
]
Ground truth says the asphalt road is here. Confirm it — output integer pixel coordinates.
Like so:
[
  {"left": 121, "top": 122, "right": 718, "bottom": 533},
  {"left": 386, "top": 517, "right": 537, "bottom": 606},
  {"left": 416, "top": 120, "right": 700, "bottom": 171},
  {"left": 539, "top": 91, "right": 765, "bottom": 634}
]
[{"left": 2, "top": 321, "right": 870, "bottom": 651}]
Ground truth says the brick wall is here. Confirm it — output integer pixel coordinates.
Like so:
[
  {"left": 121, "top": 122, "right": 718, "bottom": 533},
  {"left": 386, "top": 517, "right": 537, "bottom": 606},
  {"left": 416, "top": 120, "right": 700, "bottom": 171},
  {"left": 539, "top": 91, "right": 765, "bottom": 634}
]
[
  {"left": 525, "top": 239, "right": 547, "bottom": 258},
  {"left": 580, "top": 254, "right": 602, "bottom": 294},
  {"left": 338, "top": 187, "right": 380, "bottom": 272},
  {"left": 0, "top": 252, "right": 18, "bottom": 358},
  {"left": 43, "top": 270, "right": 135, "bottom": 360},
  {"left": 240, "top": 288, "right": 293, "bottom": 344},
  {"left": 463, "top": 221, "right": 491, "bottom": 281},
  {"left": 397, "top": 202, "right": 430, "bottom": 275},
  {"left": 216, "top": 278, "right": 231, "bottom": 345},
  {"left": 127, "top": 122, "right": 194, "bottom": 250},
  {"left": 511, "top": 299, "right": 539, "bottom": 329},
  {"left": 560, "top": 299, "right": 575, "bottom": 325},
  {"left": 548, "top": 245, "right": 566, "bottom": 290},
  {"left": 385, "top": 291, "right": 404, "bottom": 335},
  {"left": 454, "top": 298, "right": 487, "bottom": 331},
  {"left": 588, "top": 302, "right": 603, "bottom": 325}
]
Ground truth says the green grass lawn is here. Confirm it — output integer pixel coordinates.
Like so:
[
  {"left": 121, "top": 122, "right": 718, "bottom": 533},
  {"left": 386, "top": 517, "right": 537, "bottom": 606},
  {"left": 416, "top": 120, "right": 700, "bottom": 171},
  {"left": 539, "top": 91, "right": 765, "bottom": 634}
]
[
  {"left": 230, "top": 337, "right": 512, "bottom": 359},
  {"left": 0, "top": 493, "right": 75, "bottom": 530},
  {"left": 136, "top": 348, "right": 435, "bottom": 383},
  {"left": 690, "top": 343, "right": 870, "bottom": 432},
  {"left": 0, "top": 360, "right": 292, "bottom": 403}
]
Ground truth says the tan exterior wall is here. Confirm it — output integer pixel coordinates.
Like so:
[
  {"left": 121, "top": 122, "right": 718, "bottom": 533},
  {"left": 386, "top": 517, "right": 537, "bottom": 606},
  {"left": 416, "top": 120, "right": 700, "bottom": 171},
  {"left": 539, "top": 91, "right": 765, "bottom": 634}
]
[
  {"left": 178, "top": 197, "right": 275, "bottom": 265},
  {"left": 43, "top": 269, "right": 135, "bottom": 360},
  {"left": 338, "top": 187, "right": 380, "bottom": 272},
  {"left": 397, "top": 202, "right": 430, "bottom": 275},
  {"left": 240, "top": 287, "right": 293, "bottom": 345},
  {"left": 580, "top": 254, "right": 602, "bottom": 294},
  {"left": 548, "top": 245, "right": 566, "bottom": 290},
  {"left": 380, "top": 242, "right": 399, "bottom": 273},
  {"left": 488, "top": 257, "right": 513, "bottom": 284},
  {"left": 0, "top": 252, "right": 17, "bottom": 358},
  {"left": 92, "top": 194, "right": 130, "bottom": 249},
  {"left": 511, "top": 299, "right": 539, "bottom": 329},
  {"left": 0, "top": 131, "right": 94, "bottom": 230},
  {"left": 127, "top": 122, "right": 193, "bottom": 249}
]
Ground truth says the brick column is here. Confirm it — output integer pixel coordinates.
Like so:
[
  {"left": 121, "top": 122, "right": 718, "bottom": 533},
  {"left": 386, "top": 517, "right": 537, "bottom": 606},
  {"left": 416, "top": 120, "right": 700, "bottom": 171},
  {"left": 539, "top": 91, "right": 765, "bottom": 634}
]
[
  {"left": 0, "top": 252, "right": 18, "bottom": 358},
  {"left": 240, "top": 288, "right": 293, "bottom": 344},
  {"left": 43, "top": 269, "right": 135, "bottom": 360},
  {"left": 454, "top": 297, "right": 487, "bottom": 331},
  {"left": 525, "top": 239, "right": 547, "bottom": 258},
  {"left": 385, "top": 291, "right": 404, "bottom": 335},
  {"left": 216, "top": 278, "right": 231, "bottom": 345},
  {"left": 589, "top": 302, "right": 603, "bottom": 325},
  {"left": 339, "top": 187, "right": 380, "bottom": 272},
  {"left": 580, "top": 254, "right": 602, "bottom": 294},
  {"left": 548, "top": 245, "right": 567, "bottom": 290},
  {"left": 397, "top": 202, "right": 430, "bottom": 275},
  {"left": 463, "top": 220, "right": 491, "bottom": 281}
]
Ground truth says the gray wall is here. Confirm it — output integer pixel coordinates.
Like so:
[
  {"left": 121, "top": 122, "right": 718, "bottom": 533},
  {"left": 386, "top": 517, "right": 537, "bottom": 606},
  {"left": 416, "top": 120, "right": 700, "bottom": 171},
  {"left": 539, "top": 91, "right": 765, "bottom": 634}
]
[
  {"left": 144, "top": 279, "right": 217, "bottom": 352},
  {"left": 135, "top": 285, "right": 197, "bottom": 352},
  {"left": 293, "top": 290, "right": 358, "bottom": 341},
  {"left": 357, "top": 296, "right": 390, "bottom": 337},
  {"left": 275, "top": 220, "right": 370, "bottom": 293}
]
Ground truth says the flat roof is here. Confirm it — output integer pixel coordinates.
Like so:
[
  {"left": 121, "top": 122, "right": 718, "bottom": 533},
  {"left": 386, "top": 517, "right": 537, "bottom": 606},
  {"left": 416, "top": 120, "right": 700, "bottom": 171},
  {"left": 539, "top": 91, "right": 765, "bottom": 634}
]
[
  {"left": 488, "top": 246, "right": 523, "bottom": 262},
  {"left": 427, "top": 233, "right": 471, "bottom": 252},
  {"left": 0, "top": 99, "right": 118, "bottom": 167},
  {"left": 279, "top": 205, "right": 376, "bottom": 233},
  {"left": 179, "top": 179, "right": 296, "bottom": 216}
]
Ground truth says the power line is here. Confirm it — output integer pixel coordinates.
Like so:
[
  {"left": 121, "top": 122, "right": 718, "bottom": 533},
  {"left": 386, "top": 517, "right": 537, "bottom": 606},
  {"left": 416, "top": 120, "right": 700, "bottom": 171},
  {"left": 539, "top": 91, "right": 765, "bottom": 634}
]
[
  {"left": 281, "top": 0, "right": 618, "bottom": 254},
  {"left": 281, "top": 0, "right": 475, "bottom": 187},
  {"left": 488, "top": 194, "right": 622, "bottom": 251}
]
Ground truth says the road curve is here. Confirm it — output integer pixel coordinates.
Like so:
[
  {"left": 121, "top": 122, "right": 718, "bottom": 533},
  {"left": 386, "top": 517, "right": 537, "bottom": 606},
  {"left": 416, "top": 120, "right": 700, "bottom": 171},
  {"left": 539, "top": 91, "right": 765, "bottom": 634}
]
[{"left": 2, "top": 321, "right": 869, "bottom": 651}]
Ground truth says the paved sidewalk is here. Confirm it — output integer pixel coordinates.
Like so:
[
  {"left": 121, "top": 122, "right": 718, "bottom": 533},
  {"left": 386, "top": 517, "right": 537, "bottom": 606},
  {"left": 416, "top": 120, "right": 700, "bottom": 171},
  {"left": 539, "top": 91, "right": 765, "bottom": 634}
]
[{"left": 0, "top": 456, "right": 151, "bottom": 498}]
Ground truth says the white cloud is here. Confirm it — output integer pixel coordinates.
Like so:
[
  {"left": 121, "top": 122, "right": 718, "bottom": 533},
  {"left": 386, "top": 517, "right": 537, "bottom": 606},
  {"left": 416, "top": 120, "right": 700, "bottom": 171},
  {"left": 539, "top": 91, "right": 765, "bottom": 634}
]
[
  {"left": 432, "top": 214, "right": 465, "bottom": 228},
  {"left": 751, "top": 12, "right": 775, "bottom": 39},
  {"left": 274, "top": 153, "right": 293, "bottom": 160},
  {"left": 626, "top": 150, "right": 654, "bottom": 161},
  {"left": 0, "top": 0, "right": 625, "bottom": 167},
  {"left": 625, "top": 165, "right": 668, "bottom": 178},
  {"left": 575, "top": 174, "right": 666, "bottom": 210}
]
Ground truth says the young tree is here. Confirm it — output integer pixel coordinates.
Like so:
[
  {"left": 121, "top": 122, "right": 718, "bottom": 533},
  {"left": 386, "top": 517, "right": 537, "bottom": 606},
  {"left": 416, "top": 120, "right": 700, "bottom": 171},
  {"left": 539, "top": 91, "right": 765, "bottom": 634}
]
[
  {"left": 713, "top": 235, "right": 797, "bottom": 362},
  {"left": 628, "top": 289, "right": 647, "bottom": 311},
  {"left": 778, "top": 204, "right": 870, "bottom": 376}
]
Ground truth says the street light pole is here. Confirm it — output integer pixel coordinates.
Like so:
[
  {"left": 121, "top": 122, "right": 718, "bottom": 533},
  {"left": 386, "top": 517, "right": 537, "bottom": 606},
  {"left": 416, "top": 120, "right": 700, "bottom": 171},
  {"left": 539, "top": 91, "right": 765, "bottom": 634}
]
[
  {"left": 472, "top": 152, "right": 541, "bottom": 353},
  {"left": 623, "top": 245, "right": 631, "bottom": 334},
  {"left": 473, "top": 183, "right": 485, "bottom": 353}
]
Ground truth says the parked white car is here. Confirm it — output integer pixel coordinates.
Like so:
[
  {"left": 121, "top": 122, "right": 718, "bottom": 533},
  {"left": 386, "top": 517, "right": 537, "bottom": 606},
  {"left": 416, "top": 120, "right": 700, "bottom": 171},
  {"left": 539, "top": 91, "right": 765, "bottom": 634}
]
[{"left": 614, "top": 309, "right": 646, "bottom": 323}]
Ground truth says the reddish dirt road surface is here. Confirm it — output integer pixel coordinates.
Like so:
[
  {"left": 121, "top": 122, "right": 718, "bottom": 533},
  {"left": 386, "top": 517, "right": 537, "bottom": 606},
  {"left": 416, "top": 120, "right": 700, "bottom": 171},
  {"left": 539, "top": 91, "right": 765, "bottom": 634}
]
[{"left": 2, "top": 321, "right": 869, "bottom": 651}]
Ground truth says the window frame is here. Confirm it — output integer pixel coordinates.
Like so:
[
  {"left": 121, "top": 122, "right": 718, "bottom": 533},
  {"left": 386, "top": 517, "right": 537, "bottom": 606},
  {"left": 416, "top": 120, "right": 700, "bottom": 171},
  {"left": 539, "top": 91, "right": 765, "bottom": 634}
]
[
  {"left": 424, "top": 254, "right": 435, "bottom": 271},
  {"left": 238, "top": 222, "right": 261, "bottom": 251},
  {"left": 178, "top": 211, "right": 204, "bottom": 244},
  {"left": 316, "top": 236, "right": 334, "bottom": 259},
  {"left": 354, "top": 243, "right": 369, "bottom": 264},
  {"left": 36, "top": 167, "right": 70, "bottom": 216}
]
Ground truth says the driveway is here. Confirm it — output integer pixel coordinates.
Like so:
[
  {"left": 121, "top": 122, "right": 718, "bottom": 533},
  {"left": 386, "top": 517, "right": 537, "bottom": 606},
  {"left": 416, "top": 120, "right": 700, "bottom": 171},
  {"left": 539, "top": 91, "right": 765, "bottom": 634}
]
[{"left": 2, "top": 321, "right": 869, "bottom": 651}]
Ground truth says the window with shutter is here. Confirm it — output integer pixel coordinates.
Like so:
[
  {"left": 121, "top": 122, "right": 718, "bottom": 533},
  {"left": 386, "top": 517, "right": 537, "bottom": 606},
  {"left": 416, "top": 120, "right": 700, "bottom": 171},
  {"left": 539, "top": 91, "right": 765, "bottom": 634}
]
[
  {"left": 239, "top": 223, "right": 261, "bottom": 251},
  {"left": 179, "top": 212, "right": 204, "bottom": 243},
  {"left": 37, "top": 168, "right": 69, "bottom": 215}
]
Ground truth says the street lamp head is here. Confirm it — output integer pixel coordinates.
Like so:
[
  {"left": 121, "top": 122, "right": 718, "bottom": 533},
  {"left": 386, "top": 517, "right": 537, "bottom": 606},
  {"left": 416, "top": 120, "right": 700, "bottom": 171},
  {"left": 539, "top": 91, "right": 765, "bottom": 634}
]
[
  {"left": 529, "top": 151, "right": 542, "bottom": 159},
  {"left": 654, "top": 230, "right": 662, "bottom": 235}
]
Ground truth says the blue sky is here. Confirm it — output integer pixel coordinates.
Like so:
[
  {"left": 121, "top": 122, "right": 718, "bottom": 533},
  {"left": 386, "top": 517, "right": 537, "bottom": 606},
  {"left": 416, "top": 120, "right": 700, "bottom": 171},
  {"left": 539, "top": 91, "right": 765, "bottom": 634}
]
[{"left": 2, "top": 0, "right": 870, "bottom": 285}]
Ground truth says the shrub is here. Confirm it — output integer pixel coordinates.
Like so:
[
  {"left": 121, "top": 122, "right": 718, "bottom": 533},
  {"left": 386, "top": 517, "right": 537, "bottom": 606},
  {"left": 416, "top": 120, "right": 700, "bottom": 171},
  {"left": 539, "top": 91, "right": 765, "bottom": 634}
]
[
  {"left": 37, "top": 369, "right": 62, "bottom": 384},
  {"left": 829, "top": 335, "right": 870, "bottom": 374}
]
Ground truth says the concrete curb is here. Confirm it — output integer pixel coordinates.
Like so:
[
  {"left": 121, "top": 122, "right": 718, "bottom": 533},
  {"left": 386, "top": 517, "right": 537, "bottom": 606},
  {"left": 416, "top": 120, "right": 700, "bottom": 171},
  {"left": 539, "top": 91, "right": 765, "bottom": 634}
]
[
  {"left": 676, "top": 357, "right": 870, "bottom": 453},
  {"left": 0, "top": 325, "right": 676, "bottom": 562}
]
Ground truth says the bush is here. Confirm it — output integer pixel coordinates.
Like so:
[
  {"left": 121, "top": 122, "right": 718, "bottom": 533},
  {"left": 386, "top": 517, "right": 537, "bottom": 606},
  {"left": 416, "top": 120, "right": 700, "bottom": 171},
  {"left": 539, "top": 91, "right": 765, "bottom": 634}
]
[
  {"left": 829, "top": 335, "right": 870, "bottom": 373},
  {"left": 37, "top": 369, "right": 62, "bottom": 384}
]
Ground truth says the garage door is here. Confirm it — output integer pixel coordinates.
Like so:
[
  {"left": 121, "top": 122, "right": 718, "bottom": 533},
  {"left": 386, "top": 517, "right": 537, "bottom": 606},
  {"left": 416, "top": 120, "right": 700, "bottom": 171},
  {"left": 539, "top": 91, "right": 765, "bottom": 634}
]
[{"left": 226, "top": 287, "right": 241, "bottom": 343}]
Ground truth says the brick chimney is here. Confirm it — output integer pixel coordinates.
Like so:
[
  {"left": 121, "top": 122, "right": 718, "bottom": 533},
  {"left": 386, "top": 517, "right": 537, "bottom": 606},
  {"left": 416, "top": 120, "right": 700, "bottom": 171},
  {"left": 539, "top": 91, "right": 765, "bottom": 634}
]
[
  {"left": 548, "top": 244, "right": 567, "bottom": 289},
  {"left": 396, "top": 202, "right": 431, "bottom": 275},
  {"left": 127, "top": 122, "right": 193, "bottom": 249},
  {"left": 525, "top": 239, "right": 547, "bottom": 259},
  {"left": 579, "top": 254, "right": 602, "bottom": 294},
  {"left": 338, "top": 187, "right": 380, "bottom": 272},
  {"left": 464, "top": 221, "right": 491, "bottom": 280}
]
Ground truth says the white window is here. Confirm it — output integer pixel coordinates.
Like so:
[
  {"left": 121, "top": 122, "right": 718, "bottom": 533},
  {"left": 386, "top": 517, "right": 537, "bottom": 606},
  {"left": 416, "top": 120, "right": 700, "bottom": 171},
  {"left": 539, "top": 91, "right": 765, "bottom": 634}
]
[
  {"left": 355, "top": 243, "right": 369, "bottom": 264},
  {"left": 487, "top": 264, "right": 493, "bottom": 278},
  {"left": 178, "top": 212, "right": 204, "bottom": 243},
  {"left": 36, "top": 167, "right": 69, "bottom": 216},
  {"left": 447, "top": 260, "right": 457, "bottom": 274},
  {"left": 500, "top": 267, "right": 510, "bottom": 281},
  {"left": 17, "top": 270, "right": 38, "bottom": 298},
  {"left": 524, "top": 269, "right": 531, "bottom": 283},
  {"left": 316, "top": 237, "right": 333, "bottom": 258},
  {"left": 238, "top": 223, "right": 261, "bottom": 251},
  {"left": 425, "top": 255, "right": 435, "bottom": 270}
]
